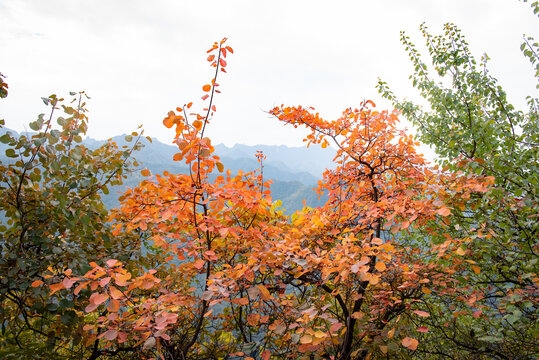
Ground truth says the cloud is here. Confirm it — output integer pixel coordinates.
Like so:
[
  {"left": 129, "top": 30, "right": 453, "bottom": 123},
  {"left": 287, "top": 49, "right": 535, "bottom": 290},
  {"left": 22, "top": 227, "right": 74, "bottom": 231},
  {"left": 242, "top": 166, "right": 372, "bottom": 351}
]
[{"left": 0, "top": 0, "right": 536, "bottom": 147}]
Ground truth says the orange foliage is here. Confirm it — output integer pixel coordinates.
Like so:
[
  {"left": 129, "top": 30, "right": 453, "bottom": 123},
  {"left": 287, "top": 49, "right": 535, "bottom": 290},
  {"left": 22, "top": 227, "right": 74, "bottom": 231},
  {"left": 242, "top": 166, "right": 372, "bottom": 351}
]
[{"left": 41, "top": 39, "right": 494, "bottom": 359}]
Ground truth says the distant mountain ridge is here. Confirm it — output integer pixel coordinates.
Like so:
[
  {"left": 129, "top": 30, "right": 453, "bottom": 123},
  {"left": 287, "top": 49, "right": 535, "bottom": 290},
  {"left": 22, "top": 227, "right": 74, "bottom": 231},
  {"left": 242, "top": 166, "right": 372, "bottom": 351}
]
[{"left": 0, "top": 128, "right": 334, "bottom": 213}]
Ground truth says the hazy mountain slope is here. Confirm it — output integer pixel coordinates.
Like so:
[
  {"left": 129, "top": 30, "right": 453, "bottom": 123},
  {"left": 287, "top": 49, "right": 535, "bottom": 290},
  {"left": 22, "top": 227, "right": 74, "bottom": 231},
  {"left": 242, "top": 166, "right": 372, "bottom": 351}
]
[
  {"left": 214, "top": 143, "right": 336, "bottom": 178},
  {"left": 0, "top": 128, "right": 332, "bottom": 214}
]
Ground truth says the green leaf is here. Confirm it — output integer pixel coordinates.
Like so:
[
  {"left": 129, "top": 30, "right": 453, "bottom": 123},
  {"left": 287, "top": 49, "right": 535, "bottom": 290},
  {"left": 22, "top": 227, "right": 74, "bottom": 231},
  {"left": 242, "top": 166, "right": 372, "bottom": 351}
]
[{"left": 5, "top": 148, "right": 16, "bottom": 157}]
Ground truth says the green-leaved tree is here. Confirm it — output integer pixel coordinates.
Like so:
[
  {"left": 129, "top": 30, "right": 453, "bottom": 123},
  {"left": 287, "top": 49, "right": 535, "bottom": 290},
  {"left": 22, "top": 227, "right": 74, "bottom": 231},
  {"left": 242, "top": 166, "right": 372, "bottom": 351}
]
[{"left": 378, "top": 2, "right": 538, "bottom": 359}]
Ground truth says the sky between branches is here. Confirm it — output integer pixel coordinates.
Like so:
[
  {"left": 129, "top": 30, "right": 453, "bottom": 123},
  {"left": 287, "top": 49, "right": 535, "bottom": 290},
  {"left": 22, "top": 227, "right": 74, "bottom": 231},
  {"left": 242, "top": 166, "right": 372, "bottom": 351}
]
[{"left": 1, "top": 0, "right": 537, "bottom": 149}]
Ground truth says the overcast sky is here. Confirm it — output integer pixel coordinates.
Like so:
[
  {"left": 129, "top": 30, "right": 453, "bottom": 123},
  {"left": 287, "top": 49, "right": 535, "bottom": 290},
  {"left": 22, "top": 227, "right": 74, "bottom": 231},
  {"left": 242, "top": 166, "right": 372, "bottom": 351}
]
[{"left": 1, "top": 0, "right": 537, "bottom": 148}]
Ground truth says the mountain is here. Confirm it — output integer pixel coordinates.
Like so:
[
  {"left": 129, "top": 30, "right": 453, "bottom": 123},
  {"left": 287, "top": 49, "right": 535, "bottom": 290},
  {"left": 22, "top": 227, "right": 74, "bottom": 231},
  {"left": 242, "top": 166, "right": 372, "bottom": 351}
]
[
  {"left": 0, "top": 128, "right": 333, "bottom": 214},
  {"left": 214, "top": 143, "right": 336, "bottom": 178},
  {"left": 94, "top": 136, "right": 332, "bottom": 213}
]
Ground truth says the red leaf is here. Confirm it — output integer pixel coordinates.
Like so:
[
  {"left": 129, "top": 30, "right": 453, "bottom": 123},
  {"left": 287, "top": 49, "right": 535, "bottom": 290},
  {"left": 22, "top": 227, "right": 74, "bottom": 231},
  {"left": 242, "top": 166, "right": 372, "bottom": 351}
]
[
  {"left": 85, "top": 302, "right": 99, "bottom": 313},
  {"left": 106, "top": 259, "right": 119, "bottom": 267},
  {"left": 412, "top": 310, "right": 430, "bottom": 317},
  {"left": 104, "top": 329, "right": 118, "bottom": 341},
  {"left": 219, "top": 58, "right": 227, "bottom": 67},
  {"left": 330, "top": 322, "right": 343, "bottom": 333}
]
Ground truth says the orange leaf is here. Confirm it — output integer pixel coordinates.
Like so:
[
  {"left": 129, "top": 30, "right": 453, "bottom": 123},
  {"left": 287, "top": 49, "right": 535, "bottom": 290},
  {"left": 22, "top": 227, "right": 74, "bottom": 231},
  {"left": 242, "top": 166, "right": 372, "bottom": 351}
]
[
  {"left": 74, "top": 281, "right": 89, "bottom": 295},
  {"left": 207, "top": 55, "right": 215, "bottom": 62},
  {"left": 193, "top": 120, "right": 203, "bottom": 131},
  {"left": 49, "top": 282, "right": 64, "bottom": 295},
  {"left": 375, "top": 262, "right": 387, "bottom": 272},
  {"left": 436, "top": 207, "right": 451, "bottom": 216},
  {"left": 109, "top": 286, "right": 123, "bottom": 300},
  {"left": 300, "top": 335, "right": 312, "bottom": 344},
  {"left": 202, "top": 84, "right": 211, "bottom": 92},
  {"left": 163, "top": 116, "right": 174, "bottom": 128},
  {"left": 471, "top": 265, "right": 481, "bottom": 274},
  {"left": 261, "top": 350, "right": 270, "bottom": 360},
  {"left": 237, "top": 297, "right": 249, "bottom": 305},
  {"left": 417, "top": 326, "right": 429, "bottom": 333},
  {"left": 194, "top": 259, "right": 205, "bottom": 270},
  {"left": 257, "top": 284, "right": 271, "bottom": 300},
  {"left": 107, "top": 298, "right": 120, "bottom": 312},
  {"left": 401, "top": 336, "right": 419, "bottom": 350},
  {"left": 141, "top": 169, "right": 151, "bottom": 177},
  {"left": 201, "top": 94, "right": 209, "bottom": 100},
  {"left": 93, "top": 293, "right": 109, "bottom": 305},
  {"left": 31, "top": 280, "right": 44, "bottom": 287}
]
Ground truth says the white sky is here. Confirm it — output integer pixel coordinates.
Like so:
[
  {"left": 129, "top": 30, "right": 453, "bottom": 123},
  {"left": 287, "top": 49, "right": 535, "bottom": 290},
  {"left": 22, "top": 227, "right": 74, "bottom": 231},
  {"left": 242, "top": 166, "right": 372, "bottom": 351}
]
[{"left": 1, "top": 0, "right": 537, "bottom": 148}]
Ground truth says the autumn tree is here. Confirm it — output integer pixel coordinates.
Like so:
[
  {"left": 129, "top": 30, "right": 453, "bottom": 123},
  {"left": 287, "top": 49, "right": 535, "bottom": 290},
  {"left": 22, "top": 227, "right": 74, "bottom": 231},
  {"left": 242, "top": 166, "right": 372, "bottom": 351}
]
[
  {"left": 0, "top": 89, "right": 148, "bottom": 359},
  {"left": 40, "top": 37, "right": 498, "bottom": 360},
  {"left": 377, "top": 3, "right": 538, "bottom": 358},
  {"left": 267, "top": 102, "right": 492, "bottom": 359}
]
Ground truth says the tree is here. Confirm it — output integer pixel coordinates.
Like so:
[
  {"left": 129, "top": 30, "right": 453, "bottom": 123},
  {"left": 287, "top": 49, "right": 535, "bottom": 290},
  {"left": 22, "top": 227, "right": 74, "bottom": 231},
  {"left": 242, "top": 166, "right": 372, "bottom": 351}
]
[
  {"left": 268, "top": 102, "right": 492, "bottom": 359},
  {"left": 377, "top": 4, "right": 538, "bottom": 358},
  {"left": 43, "top": 39, "right": 494, "bottom": 360},
  {"left": 0, "top": 89, "right": 147, "bottom": 359}
]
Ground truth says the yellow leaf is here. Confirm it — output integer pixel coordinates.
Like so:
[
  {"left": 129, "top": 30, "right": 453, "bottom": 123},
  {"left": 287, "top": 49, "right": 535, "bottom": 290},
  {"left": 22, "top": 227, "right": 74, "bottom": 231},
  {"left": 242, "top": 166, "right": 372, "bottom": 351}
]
[{"left": 455, "top": 247, "right": 466, "bottom": 256}]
